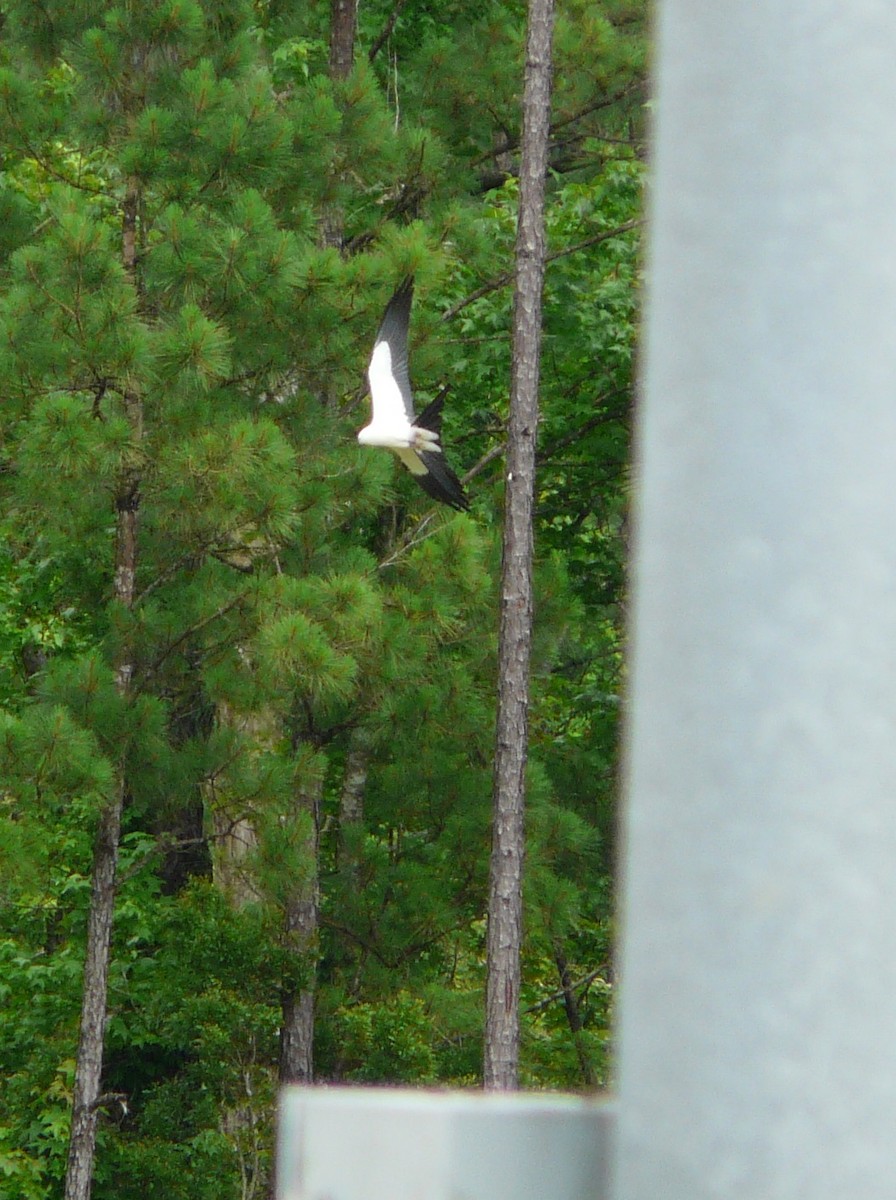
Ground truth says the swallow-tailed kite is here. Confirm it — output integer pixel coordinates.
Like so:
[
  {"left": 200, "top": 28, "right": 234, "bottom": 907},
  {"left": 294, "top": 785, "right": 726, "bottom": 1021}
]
[{"left": 358, "top": 277, "right": 470, "bottom": 511}]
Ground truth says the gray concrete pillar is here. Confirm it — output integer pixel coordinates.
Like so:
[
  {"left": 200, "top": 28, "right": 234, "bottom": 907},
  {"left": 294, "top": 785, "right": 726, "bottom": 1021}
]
[{"left": 613, "top": 4, "right": 896, "bottom": 1197}]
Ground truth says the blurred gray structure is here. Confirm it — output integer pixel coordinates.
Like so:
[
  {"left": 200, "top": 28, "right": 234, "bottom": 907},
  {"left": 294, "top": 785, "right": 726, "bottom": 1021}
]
[
  {"left": 613, "top": 2, "right": 896, "bottom": 1197},
  {"left": 277, "top": 1089, "right": 614, "bottom": 1200},
  {"left": 278, "top": 3, "right": 896, "bottom": 1198}
]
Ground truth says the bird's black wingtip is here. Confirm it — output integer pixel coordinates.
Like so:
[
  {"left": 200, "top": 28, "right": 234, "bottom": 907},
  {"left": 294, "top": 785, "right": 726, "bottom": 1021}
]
[
  {"left": 375, "top": 276, "right": 415, "bottom": 347},
  {"left": 416, "top": 451, "right": 470, "bottom": 512},
  {"left": 393, "top": 275, "right": 414, "bottom": 301},
  {"left": 415, "top": 387, "right": 449, "bottom": 434}
]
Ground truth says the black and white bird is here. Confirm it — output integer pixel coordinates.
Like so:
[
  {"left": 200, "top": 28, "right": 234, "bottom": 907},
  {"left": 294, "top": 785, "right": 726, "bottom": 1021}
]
[{"left": 357, "top": 277, "right": 470, "bottom": 511}]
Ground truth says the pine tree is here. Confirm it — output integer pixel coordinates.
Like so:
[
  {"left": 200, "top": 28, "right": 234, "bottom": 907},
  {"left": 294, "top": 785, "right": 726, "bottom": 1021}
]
[
  {"left": 0, "top": 3, "right": 321, "bottom": 1193},
  {"left": 484, "top": 0, "right": 556, "bottom": 1091}
]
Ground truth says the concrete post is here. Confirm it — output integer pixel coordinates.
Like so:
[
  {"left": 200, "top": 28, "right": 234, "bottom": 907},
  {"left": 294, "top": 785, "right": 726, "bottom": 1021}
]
[
  {"left": 613, "top": 4, "right": 896, "bottom": 1198},
  {"left": 276, "top": 1088, "right": 614, "bottom": 1200}
]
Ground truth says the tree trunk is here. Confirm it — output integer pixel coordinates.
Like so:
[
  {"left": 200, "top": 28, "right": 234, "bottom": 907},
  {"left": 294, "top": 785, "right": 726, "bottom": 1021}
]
[
  {"left": 278, "top": 773, "right": 323, "bottom": 1084},
  {"left": 338, "top": 724, "right": 371, "bottom": 845},
  {"left": 64, "top": 182, "right": 142, "bottom": 1200},
  {"left": 483, "top": 0, "right": 555, "bottom": 1091},
  {"left": 207, "top": 704, "right": 274, "bottom": 908},
  {"left": 64, "top": 785, "right": 125, "bottom": 1200},
  {"left": 279, "top": 983, "right": 316, "bottom": 1084},
  {"left": 320, "top": 0, "right": 359, "bottom": 251},
  {"left": 329, "top": 0, "right": 357, "bottom": 80},
  {"left": 211, "top": 810, "right": 262, "bottom": 906},
  {"left": 554, "top": 944, "right": 598, "bottom": 1089},
  {"left": 269, "top": 773, "right": 321, "bottom": 1200}
]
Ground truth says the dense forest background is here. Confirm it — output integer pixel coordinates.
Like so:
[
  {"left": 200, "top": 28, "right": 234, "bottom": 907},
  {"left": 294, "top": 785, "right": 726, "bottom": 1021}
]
[{"left": 0, "top": 0, "right": 646, "bottom": 1196}]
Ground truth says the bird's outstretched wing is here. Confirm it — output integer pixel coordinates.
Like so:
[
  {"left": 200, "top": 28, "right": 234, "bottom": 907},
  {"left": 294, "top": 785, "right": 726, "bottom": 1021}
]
[
  {"left": 408, "top": 390, "right": 470, "bottom": 511},
  {"left": 367, "top": 276, "right": 415, "bottom": 427}
]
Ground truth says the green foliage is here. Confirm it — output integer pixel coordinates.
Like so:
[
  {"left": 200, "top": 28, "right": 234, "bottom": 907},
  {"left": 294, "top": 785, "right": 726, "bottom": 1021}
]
[
  {"left": 0, "top": 0, "right": 645, "bottom": 1194},
  {"left": 324, "top": 992, "right": 440, "bottom": 1083}
]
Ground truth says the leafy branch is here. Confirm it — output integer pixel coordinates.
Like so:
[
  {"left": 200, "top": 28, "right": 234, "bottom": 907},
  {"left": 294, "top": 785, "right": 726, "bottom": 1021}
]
[{"left": 442, "top": 218, "right": 642, "bottom": 321}]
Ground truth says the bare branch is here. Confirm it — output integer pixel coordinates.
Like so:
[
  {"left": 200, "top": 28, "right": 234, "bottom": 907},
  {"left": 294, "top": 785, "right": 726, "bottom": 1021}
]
[
  {"left": 442, "top": 218, "right": 642, "bottom": 322},
  {"left": 141, "top": 590, "right": 252, "bottom": 680},
  {"left": 544, "top": 217, "right": 642, "bottom": 265},
  {"left": 524, "top": 966, "right": 609, "bottom": 1014},
  {"left": 90, "top": 1093, "right": 129, "bottom": 1116},
  {"left": 373, "top": 439, "right": 505, "bottom": 573},
  {"left": 536, "top": 387, "right": 630, "bottom": 462},
  {"left": 375, "top": 511, "right": 438, "bottom": 572},
  {"left": 367, "top": 0, "right": 410, "bottom": 63},
  {"left": 471, "top": 83, "right": 643, "bottom": 171},
  {"left": 462, "top": 441, "right": 506, "bottom": 484}
]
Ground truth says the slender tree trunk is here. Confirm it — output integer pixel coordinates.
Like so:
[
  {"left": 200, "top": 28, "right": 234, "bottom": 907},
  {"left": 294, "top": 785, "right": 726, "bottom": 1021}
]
[
  {"left": 269, "top": 773, "right": 321, "bottom": 1200},
  {"left": 64, "top": 785, "right": 125, "bottom": 1200},
  {"left": 338, "top": 724, "right": 371, "bottom": 843},
  {"left": 279, "top": 984, "right": 316, "bottom": 1083},
  {"left": 554, "top": 944, "right": 598, "bottom": 1089},
  {"left": 483, "top": 0, "right": 555, "bottom": 1091},
  {"left": 65, "top": 181, "right": 143, "bottom": 1200},
  {"left": 329, "top": 0, "right": 357, "bottom": 80},
  {"left": 320, "top": 0, "right": 358, "bottom": 251},
  {"left": 285, "top": 1, "right": 360, "bottom": 1114},
  {"left": 278, "top": 774, "right": 323, "bottom": 1084}
]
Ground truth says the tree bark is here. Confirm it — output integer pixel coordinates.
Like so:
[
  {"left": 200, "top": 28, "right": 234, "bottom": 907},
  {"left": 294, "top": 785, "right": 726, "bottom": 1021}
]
[
  {"left": 65, "top": 181, "right": 142, "bottom": 1200},
  {"left": 277, "top": 773, "right": 323, "bottom": 1084},
  {"left": 207, "top": 704, "right": 275, "bottom": 909},
  {"left": 64, "top": 785, "right": 125, "bottom": 1200},
  {"left": 320, "top": 0, "right": 358, "bottom": 251},
  {"left": 554, "top": 944, "right": 598, "bottom": 1089},
  {"left": 338, "top": 724, "right": 371, "bottom": 841},
  {"left": 483, "top": 0, "right": 555, "bottom": 1091},
  {"left": 329, "top": 0, "right": 357, "bottom": 80},
  {"left": 269, "top": 773, "right": 321, "bottom": 1200},
  {"left": 211, "top": 810, "right": 262, "bottom": 907},
  {"left": 367, "top": 0, "right": 409, "bottom": 64}
]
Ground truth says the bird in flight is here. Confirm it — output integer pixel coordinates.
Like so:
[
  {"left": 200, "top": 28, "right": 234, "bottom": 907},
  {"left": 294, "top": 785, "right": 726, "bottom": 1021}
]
[{"left": 357, "top": 277, "right": 470, "bottom": 511}]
